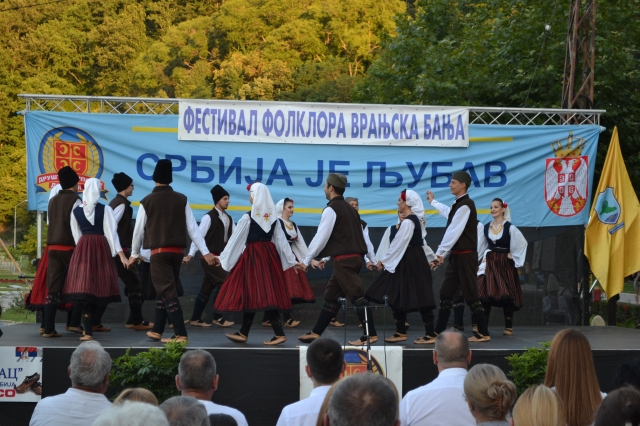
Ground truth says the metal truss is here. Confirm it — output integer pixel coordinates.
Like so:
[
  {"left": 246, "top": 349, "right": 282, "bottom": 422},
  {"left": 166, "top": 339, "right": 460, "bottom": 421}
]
[{"left": 19, "top": 94, "right": 604, "bottom": 125}]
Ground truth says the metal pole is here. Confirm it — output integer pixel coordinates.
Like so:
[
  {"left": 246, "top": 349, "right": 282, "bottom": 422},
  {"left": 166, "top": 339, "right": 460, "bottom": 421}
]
[{"left": 37, "top": 211, "right": 43, "bottom": 258}]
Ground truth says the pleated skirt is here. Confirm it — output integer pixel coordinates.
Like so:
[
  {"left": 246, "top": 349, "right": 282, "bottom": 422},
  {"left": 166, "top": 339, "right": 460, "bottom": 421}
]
[
  {"left": 366, "top": 246, "right": 435, "bottom": 312},
  {"left": 285, "top": 254, "right": 315, "bottom": 304},
  {"left": 214, "top": 241, "right": 292, "bottom": 313},
  {"left": 478, "top": 251, "right": 523, "bottom": 310},
  {"left": 61, "top": 235, "right": 121, "bottom": 304}
]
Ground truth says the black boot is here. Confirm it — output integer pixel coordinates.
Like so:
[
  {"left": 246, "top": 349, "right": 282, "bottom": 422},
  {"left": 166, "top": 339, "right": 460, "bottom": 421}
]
[
  {"left": 165, "top": 298, "right": 188, "bottom": 337},
  {"left": 151, "top": 298, "right": 167, "bottom": 334},
  {"left": 470, "top": 299, "right": 490, "bottom": 340},
  {"left": 435, "top": 297, "right": 453, "bottom": 334},
  {"left": 43, "top": 293, "right": 59, "bottom": 336},
  {"left": 311, "top": 299, "right": 340, "bottom": 336},
  {"left": 190, "top": 292, "right": 210, "bottom": 322}
]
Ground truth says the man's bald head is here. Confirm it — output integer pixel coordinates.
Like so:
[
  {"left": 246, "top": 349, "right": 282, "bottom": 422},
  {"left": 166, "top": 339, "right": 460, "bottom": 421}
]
[{"left": 435, "top": 329, "right": 470, "bottom": 368}]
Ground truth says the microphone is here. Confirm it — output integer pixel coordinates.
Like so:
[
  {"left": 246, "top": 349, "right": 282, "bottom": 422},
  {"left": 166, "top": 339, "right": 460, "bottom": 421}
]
[
  {"left": 338, "top": 297, "right": 347, "bottom": 303},
  {"left": 383, "top": 295, "right": 389, "bottom": 307}
]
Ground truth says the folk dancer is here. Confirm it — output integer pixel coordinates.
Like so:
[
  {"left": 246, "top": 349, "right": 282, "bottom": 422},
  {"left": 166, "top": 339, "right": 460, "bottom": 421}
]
[
  {"left": 428, "top": 171, "right": 491, "bottom": 343},
  {"left": 214, "top": 182, "right": 300, "bottom": 345},
  {"left": 42, "top": 166, "right": 82, "bottom": 338},
  {"left": 60, "top": 178, "right": 127, "bottom": 341},
  {"left": 477, "top": 198, "right": 527, "bottom": 335},
  {"left": 109, "top": 172, "right": 152, "bottom": 331},
  {"left": 298, "top": 173, "right": 378, "bottom": 346},
  {"left": 127, "top": 159, "right": 218, "bottom": 344},
  {"left": 183, "top": 185, "right": 235, "bottom": 328},
  {"left": 262, "top": 198, "right": 315, "bottom": 328}
]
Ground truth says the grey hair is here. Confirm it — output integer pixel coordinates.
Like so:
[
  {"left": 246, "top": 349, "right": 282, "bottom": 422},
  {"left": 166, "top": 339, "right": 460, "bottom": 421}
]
[
  {"left": 69, "top": 341, "right": 112, "bottom": 389},
  {"left": 178, "top": 349, "right": 216, "bottom": 391},
  {"left": 160, "top": 396, "right": 209, "bottom": 426},
  {"left": 435, "top": 329, "right": 470, "bottom": 365},
  {"left": 328, "top": 373, "right": 398, "bottom": 426},
  {"left": 93, "top": 401, "right": 169, "bottom": 426}
]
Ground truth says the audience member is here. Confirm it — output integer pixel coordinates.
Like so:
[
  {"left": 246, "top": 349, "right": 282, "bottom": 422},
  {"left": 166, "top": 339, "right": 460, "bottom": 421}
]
[
  {"left": 113, "top": 387, "right": 158, "bottom": 406},
  {"left": 613, "top": 357, "right": 640, "bottom": 391},
  {"left": 544, "top": 329, "right": 604, "bottom": 426},
  {"left": 314, "top": 381, "right": 340, "bottom": 426},
  {"left": 594, "top": 385, "right": 640, "bottom": 426},
  {"left": 30, "top": 341, "right": 112, "bottom": 426},
  {"left": 324, "top": 373, "right": 399, "bottom": 426},
  {"left": 92, "top": 401, "right": 169, "bottom": 426},
  {"left": 176, "top": 349, "right": 248, "bottom": 426},
  {"left": 209, "top": 413, "right": 239, "bottom": 426},
  {"left": 510, "top": 385, "right": 565, "bottom": 426},
  {"left": 277, "top": 338, "right": 346, "bottom": 426},
  {"left": 463, "top": 363, "right": 516, "bottom": 426},
  {"left": 399, "top": 329, "right": 475, "bottom": 426},
  {"left": 160, "top": 396, "right": 209, "bottom": 426}
]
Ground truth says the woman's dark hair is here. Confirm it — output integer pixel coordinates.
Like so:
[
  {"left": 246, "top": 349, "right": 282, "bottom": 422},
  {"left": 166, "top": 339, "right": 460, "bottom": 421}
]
[
  {"left": 284, "top": 197, "right": 294, "bottom": 205},
  {"left": 208, "top": 413, "right": 238, "bottom": 426},
  {"left": 594, "top": 386, "right": 640, "bottom": 426},
  {"left": 492, "top": 198, "right": 504, "bottom": 206}
]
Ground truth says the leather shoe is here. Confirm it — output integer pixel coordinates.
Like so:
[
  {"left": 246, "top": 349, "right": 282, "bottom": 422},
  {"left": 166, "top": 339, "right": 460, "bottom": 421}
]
[
  {"left": 226, "top": 332, "right": 248, "bottom": 343},
  {"left": 147, "top": 331, "right": 162, "bottom": 341},
  {"left": 161, "top": 335, "right": 188, "bottom": 343},
  {"left": 469, "top": 333, "right": 491, "bottom": 342},
  {"left": 414, "top": 335, "right": 437, "bottom": 344},
  {"left": 14, "top": 373, "right": 40, "bottom": 393},
  {"left": 384, "top": 333, "right": 407, "bottom": 343},
  {"left": 348, "top": 336, "right": 378, "bottom": 346},
  {"left": 42, "top": 331, "right": 61, "bottom": 338},
  {"left": 329, "top": 318, "right": 344, "bottom": 327},
  {"left": 189, "top": 320, "right": 212, "bottom": 327},
  {"left": 298, "top": 332, "right": 320, "bottom": 343},
  {"left": 31, "top": 382, "right": 42, "bottom": 396},
  {"left": 125, "top": 323, "right": 134, "bottom": 329},
  {"left": 132, "top": 322, "right": 153, "bottom": 331},
  {"left": 39, "top": 328, "right": 45, "bottom": 335},
  {"left": 92, "top": 324, "right": 111, "bottom": 332},
  {"left": 284, "top": 319, "right": 300, "bottom": 328},
  {"left": 79, "top": 333, "right": 93, "bottom": 341},
  {"left": 65, "top": 326, "right": 83, "bottom": 334},
  {"left": 212, "top": 319, "right": 234, "bottom": 327},
  {"left": 264, "top": 336, "right": 286, "bottom": 345},
  {"left": 503, "top": 328, "right": 514, "bottom": 336},
  {"left": 261, "top": 321, "right": 271, "bottom": 327}
]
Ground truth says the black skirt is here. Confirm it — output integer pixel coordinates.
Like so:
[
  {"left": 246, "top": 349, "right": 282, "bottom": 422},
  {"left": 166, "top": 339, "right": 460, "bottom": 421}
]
[{"left": 367, "top": 246, "right": 435, "bottom": 312}]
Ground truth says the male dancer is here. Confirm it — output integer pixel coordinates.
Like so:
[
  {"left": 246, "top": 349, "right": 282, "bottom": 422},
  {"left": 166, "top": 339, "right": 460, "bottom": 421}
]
[
  {"left": 183, "top": 184, "right": 234, "bottom": 328},
  {"left": 109, "top": 172, "right": 152, "bottom": 331},
  {"left": 43, "top": 166, "right": 81, "bottom": 337},
  {"left": 298, "top": 173, "right": 377, "bottom": 346},
  {"left": 427, "top": 171, "right": 490, "bottom": 343},
  {"left": 127, "top": 159, "right": 217, "bottom": 343}
]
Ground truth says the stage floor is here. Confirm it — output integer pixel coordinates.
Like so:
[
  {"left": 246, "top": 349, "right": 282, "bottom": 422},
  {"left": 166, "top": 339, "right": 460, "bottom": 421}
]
[{"left": 2, "top": 321, "right": 639, "bottom": 351}]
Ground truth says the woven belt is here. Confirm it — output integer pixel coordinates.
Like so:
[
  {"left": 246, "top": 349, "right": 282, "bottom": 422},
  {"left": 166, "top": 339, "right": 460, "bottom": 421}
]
[
  {"left": 151, "top": 247, "right": 184, "bottom": 256},
  {"left": 48, "top": 244, "right": 75, "bottom": 251},
  {"left": 451, "top": 250, "right": 473, "bottom": 255},
  {"left": 334, "top": 253, "right": 362, "bottom": 261}
]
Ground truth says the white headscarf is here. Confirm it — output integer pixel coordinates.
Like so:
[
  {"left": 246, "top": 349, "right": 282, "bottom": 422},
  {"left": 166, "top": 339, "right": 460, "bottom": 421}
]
[
  {"left": 48, "top": 184, "right": 62, "bottom": 201},
  {"left": 405, "top": 189, "right": 427, "bottom": 239},
  {"left": 275, "top": 198, "right": 285, "bottom": 218},
  {"left": 503, "top": 205, "right": 512, "bottom": 222},
  {"left": 249, "top": 182, "right": 276, "bottom": 233},
  {"left": 82, "top": 178, "right": 102, "bottom": 225}
]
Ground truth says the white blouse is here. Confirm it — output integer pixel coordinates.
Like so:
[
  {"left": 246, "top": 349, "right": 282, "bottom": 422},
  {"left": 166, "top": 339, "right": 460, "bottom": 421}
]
[
  {"left": 377, "top": 224, "right": 437, "bottom": 264},
  {"left": 219, "top": 213, "right": 297, "bottom": 272},
  {"left": 477, "top": 221, "right": 528, "bottom": 275},
  {"left": 279, "top": 218, "right": 308, "bottom": 262},
  {"left": 380, "top": 219, "right": 415, "bottom": 273}
]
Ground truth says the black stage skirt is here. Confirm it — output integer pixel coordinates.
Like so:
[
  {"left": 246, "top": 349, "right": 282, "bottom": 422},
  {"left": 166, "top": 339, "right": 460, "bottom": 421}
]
[
  {"left": 478, "top": 251, "right": 522, "bottom": 310},
  {"left": 61, "top": 235, "right": 121, "bottom": 304},
  {"left": 214, "top": 241, "right": 292, "bottom": 313},
  {"left": 366, "top": 246, "right": 435, "bottom": 312}
]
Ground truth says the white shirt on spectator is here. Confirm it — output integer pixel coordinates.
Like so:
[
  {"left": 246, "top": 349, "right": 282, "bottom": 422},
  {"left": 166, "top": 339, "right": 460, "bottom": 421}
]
[
  {"left": 198, "top": 399, "right": 249, "bottom": 426},
  {"left": 399, "top": 368, "right": 475, "bottom": 426},
  {"left": 29, "top": 388, "right": 111, "bottom": 426},
  {"left": 276, "top": 385, "right": 331, "bottom": 426}
]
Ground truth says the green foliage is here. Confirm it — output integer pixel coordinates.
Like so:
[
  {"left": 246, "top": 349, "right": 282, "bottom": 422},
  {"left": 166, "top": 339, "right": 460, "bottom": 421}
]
[
  {"left": 505, "top": 342, "right": 550, "bottom": 395},
  {"left": 591, "top": 300, "right": 640, "bottom": 327},
  {"left": 110, "top": 341, "right": 187, "bottom": 403}
]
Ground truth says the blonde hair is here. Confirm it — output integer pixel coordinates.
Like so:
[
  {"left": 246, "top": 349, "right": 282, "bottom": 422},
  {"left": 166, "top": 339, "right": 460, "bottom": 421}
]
[
  {"left": 544, "top": 329, "right": 602, "bottom": 426},
  {"left": 113, "top": 387, "right": 158, "bottom": 406},
  {"left": 512, "top": 385, "right": 566, "bottom": 426},
  {"left": 463, "top": 364, "right": 516, "bottom": 420}
]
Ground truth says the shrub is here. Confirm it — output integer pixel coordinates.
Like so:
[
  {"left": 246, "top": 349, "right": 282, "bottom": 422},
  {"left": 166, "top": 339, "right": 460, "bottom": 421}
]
[
  {"left": 109, "top": 341, "right": 187, "bottom": 403},
  {"left": 505, "top": 342, "right": 550, "bottom": 394},
  {"left": 590, "top": 300, "right": 640, "bottom": 326}
]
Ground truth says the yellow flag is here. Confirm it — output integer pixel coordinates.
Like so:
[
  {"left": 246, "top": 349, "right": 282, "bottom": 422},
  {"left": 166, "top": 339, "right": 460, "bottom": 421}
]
[{"left": 585, "top": 127, "right": 640, "bottom": 297}]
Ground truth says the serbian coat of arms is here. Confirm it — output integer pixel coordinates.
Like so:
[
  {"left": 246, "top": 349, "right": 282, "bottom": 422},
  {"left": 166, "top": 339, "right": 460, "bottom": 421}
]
[{"left": 544, "top": 132, "right": 589, "bottom": 217}]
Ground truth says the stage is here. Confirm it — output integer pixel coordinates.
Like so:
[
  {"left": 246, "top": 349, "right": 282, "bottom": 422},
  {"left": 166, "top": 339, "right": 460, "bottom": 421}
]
[{"left": 1, "top": 323, "right": 639, "bottom": 426}]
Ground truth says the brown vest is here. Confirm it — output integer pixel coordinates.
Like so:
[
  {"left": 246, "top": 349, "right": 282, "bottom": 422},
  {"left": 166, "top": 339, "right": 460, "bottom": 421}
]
[
  {"left": 109, "top": 194, "right": 133, "bottom": 249},
  {"left": 204, "top": 208, "right": 233, "bottom": 254},
  {"left": 318, "top": 196, "right": 367, "bottom": 258},
  {"left": 140, "top": 186, "right": 188, "bottom": 249},
  {"left": 47, "top": 190, "right": 80, "bottom": 246},
  {"left": 446, "top": 194, "right": 478, "bottom": 251}
]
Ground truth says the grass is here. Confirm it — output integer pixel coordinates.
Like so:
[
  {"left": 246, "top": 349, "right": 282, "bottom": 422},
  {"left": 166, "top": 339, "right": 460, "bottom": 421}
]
[
  {"left": 1, "top": 309, "right": 36, "bottom": 323},
  {"left": 623, "top": 281, "right": 637, "bottom": 294}
]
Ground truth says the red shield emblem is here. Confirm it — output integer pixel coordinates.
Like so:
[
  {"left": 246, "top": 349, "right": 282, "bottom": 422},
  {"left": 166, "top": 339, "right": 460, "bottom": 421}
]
[
  {"left": 54, "top": 140, "right": 88, "bottom": 175},
  {"left": 544, "top": 156, "right": 589, "bottom": 217}
]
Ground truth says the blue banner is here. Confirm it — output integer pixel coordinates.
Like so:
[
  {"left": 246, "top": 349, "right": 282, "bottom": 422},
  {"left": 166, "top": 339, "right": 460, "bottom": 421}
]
[{"left": 25, "top": 111, "right": 601, "bottom": 227}]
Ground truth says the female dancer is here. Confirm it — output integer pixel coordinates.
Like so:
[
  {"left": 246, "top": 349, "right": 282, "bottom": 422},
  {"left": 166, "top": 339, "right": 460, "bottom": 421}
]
[
  {"left": 262, "top": 198, "right": 315, "bottom": 328},
  {"left": 215, "top": 182, "right": 300, "bottom": 345},
  {"left": 477, "top": 198, "right": 527, "bottom": 335},
  {"left": 60, "top": 178, "right": 127, "bottom": 341},
  {"left": 366, "top": 189, "right": 436, "bottom": 344}
]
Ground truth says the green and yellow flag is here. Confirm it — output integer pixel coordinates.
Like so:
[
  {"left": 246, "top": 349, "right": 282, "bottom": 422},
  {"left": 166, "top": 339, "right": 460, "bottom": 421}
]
[{"left": 585, "top": 127, "right": 640, "bottom": 298}]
